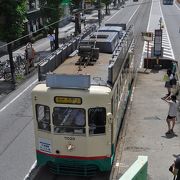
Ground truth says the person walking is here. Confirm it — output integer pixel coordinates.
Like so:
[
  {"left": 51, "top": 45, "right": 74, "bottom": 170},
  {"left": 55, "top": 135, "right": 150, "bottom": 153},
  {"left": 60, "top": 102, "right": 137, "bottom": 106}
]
[
  {"left": 48, "top": 33, "right": 55, "bottom": 52},
  {"left": 162, "top": 95, "right": 179, "bottom": 134}
]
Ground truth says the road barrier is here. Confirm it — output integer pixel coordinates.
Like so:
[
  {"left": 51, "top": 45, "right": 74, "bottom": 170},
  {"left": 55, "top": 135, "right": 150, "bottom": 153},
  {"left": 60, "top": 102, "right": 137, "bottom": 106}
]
[
  {"left": 119, "top": 156, "right": 148, "bottom": 180},
  {"left": 38, "top": 24, "right": 97, "bottom": 81}
]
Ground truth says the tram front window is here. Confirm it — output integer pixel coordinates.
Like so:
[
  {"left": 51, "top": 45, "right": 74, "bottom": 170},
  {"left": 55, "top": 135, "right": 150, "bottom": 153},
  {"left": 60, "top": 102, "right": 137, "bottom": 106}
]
[
  {"left": 53, "top": 107, "right": 86, "bottom": 134},
  {"left": 36, "top": 104, "right": 51, "bottom": 132},
  {"left": 88, "top": 107, "right": 106, "bottom": 135}
]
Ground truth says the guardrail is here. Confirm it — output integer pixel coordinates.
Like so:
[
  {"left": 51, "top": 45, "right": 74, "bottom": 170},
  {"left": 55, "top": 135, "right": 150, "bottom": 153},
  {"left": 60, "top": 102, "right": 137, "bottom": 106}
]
[
  {"left": 119, "top": 156, "right": 148, "bottom": 180},
  {"left": 38, "top": 24, "right": 97, "bottom": 81}
]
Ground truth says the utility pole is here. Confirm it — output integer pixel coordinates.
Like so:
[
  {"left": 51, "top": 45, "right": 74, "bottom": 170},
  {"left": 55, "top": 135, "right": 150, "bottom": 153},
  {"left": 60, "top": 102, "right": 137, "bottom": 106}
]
[
  {"left": 98, "top": 0, "right": 101, "bottom": 27},
  {"left": 7, "top": 43, "right": 16, "bottom": 85},
  {"left": 74, "top": 11, "right": 81, "bottom": 36}
]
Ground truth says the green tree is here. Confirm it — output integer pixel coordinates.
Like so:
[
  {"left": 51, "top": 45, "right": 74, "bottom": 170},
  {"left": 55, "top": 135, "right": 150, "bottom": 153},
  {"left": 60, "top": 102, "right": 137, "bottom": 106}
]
[
  {"left": 40, "top": 0, "right": 64, "bottom": 50},
  {"left": 101, "top": 0, "right": 111, "bottom": 15},
  {"left": 0, "top": 0, "right": 27, "bottom": 84}
]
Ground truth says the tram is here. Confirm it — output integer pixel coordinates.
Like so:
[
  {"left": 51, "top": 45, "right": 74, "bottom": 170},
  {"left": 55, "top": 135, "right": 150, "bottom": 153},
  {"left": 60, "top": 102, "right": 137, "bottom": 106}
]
[{"left": 32, "top": 24, "right": 135, "bottom": 176}]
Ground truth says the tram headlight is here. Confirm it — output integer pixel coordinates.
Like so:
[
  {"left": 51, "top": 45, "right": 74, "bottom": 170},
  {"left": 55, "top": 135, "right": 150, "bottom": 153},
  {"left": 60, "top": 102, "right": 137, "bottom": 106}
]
[{"left": 66, "top": 144, "right": 75, "bottom": 151}]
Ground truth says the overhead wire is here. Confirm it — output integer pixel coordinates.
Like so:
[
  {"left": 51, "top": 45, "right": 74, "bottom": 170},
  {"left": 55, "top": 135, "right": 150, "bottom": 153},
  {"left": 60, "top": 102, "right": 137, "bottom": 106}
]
[{"left": 0, "top": 18, "right": 65, "bottom": 49}]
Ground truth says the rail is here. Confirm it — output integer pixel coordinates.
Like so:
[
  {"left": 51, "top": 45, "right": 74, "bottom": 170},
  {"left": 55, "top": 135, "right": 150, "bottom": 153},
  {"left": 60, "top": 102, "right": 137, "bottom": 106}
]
[{"left": 119, "top": 156, "right": 148, "bottom": 180}]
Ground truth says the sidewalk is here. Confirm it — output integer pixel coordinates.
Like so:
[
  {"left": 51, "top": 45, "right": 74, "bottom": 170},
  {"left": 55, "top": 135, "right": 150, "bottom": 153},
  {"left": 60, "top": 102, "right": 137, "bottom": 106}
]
[
  {"left": 113, "top": 0, "right": 180, "bottom": 179},
  {"left": 115, "top": 69, "right": 180, "bottom": 180}
]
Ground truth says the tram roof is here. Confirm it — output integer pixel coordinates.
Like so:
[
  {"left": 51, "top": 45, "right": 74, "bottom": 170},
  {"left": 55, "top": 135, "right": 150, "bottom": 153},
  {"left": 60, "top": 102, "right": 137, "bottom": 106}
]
[
  {"left": 46, "top": 25, "right": 134, "bottom": 89},
  {"left": 53, "top": 52, "right": 112, "bottom": 86}
]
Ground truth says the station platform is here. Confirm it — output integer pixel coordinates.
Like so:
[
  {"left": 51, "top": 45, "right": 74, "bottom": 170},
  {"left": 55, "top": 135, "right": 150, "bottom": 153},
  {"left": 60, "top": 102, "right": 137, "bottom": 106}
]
[{"left": 113, "top": 69, "right": 180, "bottom": 180}]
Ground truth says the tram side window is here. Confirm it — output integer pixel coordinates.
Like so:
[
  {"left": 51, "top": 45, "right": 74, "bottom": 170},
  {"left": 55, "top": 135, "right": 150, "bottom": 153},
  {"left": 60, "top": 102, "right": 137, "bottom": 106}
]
[
  {"left": 36, "top": 104, "right": 51, "bottom": 132},
  {"left": 52, "top": 107, "right": 86, "bottom": 134},
  {"left": 88, "top": 107, "right": 106, "bottom": 135}
]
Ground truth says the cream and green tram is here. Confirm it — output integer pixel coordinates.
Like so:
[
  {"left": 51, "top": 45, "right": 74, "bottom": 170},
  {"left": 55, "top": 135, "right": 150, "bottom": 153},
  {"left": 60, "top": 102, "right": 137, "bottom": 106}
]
[{"left": 32, "top": 25, "right": 135, "bottom": 176}]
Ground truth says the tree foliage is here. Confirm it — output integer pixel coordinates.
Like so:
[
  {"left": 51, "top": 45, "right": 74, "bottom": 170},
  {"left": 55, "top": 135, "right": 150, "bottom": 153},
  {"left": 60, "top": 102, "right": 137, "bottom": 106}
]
[
  {"left": 40, "top": 0, "right": 64, "bottom": 49},
  {"left": 70, "top": 0, "right": 82, "bottom": 13},
  {"left": 40, "top": 0, "right": 63, "bottom": 30},
  {"left": 0, "top": 0, "right": 27, "bottom": 42},
  {"left": 101, "top": 0, "right": 111, "bottom": 14},
  {"left": 101, "top": 0, "right": 111, "bottom": 5}
]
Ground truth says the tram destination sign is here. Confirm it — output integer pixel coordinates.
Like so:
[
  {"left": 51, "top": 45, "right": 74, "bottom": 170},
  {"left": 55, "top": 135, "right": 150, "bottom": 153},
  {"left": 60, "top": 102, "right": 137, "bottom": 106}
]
[
  {"left": 46, "top": 74, "right": 91, "bottom": 89},
  {"left": 54, "top": 96, "right": 82, "bottom": 105}
]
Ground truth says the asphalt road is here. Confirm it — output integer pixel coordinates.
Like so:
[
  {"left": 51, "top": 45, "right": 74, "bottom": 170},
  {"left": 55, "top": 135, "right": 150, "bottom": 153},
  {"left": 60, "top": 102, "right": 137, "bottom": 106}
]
[
  {"left": 161, "top": 1, "right": 180, "bottom": 63},
  {"left": 0, "top": 76, "right": 38, "bottom": 180}
]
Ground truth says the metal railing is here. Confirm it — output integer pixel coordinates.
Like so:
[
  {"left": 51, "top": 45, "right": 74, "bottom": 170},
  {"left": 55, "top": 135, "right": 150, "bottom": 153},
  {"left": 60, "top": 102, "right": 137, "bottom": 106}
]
[{"left": 38, "top": 24, "right": 97, "bottom": 81}]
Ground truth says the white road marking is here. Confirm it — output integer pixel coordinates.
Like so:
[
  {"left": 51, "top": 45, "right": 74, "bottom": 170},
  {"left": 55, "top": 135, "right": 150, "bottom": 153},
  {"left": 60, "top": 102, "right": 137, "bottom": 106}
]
[
  {"left": 175, "top": 1, "right": 180, "bottom": 10},
  {"left": 0, "top": 79, "right": 38, "bottom": 112},
  {"left": 159, "top": 1, "right": 175, "bottom": 59},
  {"left": 140, "top": 0, "right": 175, "bottom": 69},
  {"left": 163, "top": 51, "right": 174, "bottom": 55},
  {"left": 23, "top": 161, "right": 37, "bottom": 180},
  {"left": 139, "top": 0, "right": 153, "bottom": 68},
  {"left": 127, "top": 4, "right": 140, "bottom": 25},
  {"left": 106, "top": 8, "right": 122, "bottom": 22}
]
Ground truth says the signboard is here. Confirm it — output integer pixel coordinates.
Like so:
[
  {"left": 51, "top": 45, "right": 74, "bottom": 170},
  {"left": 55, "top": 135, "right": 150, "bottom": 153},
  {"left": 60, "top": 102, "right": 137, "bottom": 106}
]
[
  {"left": 38, "top": 138, "right": 52, "bottom": 154},
  {"left": 142, "top": 32, "right": 153, "bottom": 41},
  {"left": 54, "top": 96, "right": 82, "bottom": 105},
  {"left": 154, "top": 29, "right": 162, "bottom": 57}
]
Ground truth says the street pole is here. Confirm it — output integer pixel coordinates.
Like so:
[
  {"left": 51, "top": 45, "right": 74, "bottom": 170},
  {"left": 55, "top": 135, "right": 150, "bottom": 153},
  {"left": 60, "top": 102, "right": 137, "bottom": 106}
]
[
  {"left": 7, "top": 43, "right": 16, "bottom": 86},
  {"left": 82, "top": 0, "right": 86, "bottom": 28},
  {"left": 98, "top": 0, "right": 101, "bottom": 27},
  {"left": 147, "top": 40, "right": 149, "bottom": 68}
]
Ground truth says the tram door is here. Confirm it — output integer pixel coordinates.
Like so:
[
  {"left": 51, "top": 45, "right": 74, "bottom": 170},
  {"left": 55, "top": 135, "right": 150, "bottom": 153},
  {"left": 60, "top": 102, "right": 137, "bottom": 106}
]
[{"left": 88, "top": 107, "right": 112, "bottom": 156}]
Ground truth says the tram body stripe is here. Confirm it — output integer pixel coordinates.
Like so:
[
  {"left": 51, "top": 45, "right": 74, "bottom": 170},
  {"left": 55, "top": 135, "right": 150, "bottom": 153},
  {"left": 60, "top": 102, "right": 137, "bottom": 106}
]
[{"left": 36, "top": 150, "right": 110, "bottom": 160}]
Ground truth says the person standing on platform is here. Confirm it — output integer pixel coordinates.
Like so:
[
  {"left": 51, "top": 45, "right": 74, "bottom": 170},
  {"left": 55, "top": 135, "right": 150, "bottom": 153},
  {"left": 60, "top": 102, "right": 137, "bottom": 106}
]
[
  {"left": 162, "top": 69, "right": 173, "bottom": 99},
  {"left": 162, "top": 95, "right": 179, "bottom": 134}
]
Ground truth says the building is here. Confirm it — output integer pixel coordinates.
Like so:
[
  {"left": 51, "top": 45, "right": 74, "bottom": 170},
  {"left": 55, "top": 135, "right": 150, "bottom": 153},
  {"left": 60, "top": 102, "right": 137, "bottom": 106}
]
[{"left": 26, "top": 0, "right": 43, "bottom": 34}]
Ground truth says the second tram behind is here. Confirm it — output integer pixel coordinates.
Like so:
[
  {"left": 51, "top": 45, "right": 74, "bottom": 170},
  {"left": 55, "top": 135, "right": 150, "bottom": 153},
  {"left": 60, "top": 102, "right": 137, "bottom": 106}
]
[{"left": 32, "top": 24, "right": 135, "bottom": 176}]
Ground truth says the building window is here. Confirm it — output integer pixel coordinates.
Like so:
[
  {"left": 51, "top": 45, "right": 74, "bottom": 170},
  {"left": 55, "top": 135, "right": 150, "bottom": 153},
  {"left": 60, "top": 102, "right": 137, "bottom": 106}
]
[{"left": 28, "top": 0, "right": 36, "bottom": 11}]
